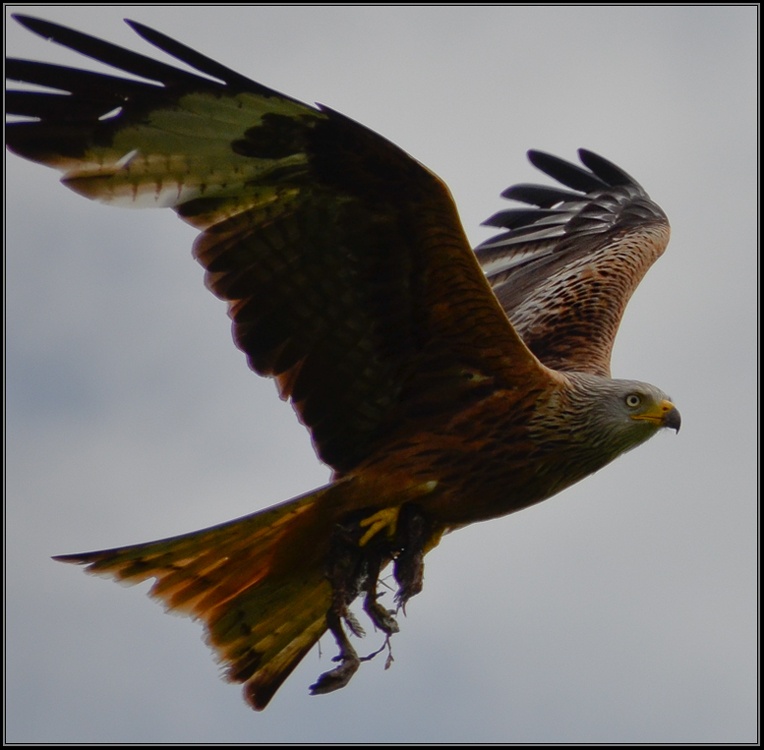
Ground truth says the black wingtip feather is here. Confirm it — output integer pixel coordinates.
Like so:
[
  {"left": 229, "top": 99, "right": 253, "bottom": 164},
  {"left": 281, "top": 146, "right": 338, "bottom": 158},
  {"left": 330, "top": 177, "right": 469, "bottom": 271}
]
[
  {"left": 12, "top": 14, "right": 56, "bottom": 37},
  {"left": 11, "top": 14, "right": 203, "bottom": 88},
  {"left": 477, "top": 149, "right": 666, "bottom": 256},
  {"left": 577, "top": 149, "right": 643, "bottom": 189},
  {"left": 527, "top": 150, "right": 610, "bottom": 193},
  {"left": 11, "top": 14, "right": 299, "bottom": 104},
  {"left": 123, "top": 19, "right": 256, "bottom": 89}
]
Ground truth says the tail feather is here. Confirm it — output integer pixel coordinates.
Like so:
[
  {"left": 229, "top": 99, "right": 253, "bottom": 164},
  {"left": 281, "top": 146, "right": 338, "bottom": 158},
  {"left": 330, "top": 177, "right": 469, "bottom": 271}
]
[
  {"left": 210, "top": 571, "right": 331, "bottom": 709},
  {"left": 54, "top": 484, "right": 340, "bottom": 710}
]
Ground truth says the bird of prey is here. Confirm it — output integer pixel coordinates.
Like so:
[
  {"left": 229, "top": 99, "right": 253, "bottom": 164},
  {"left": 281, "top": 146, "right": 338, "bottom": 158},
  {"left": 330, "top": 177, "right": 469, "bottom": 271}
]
[{"left": 6, "top": 15, "right": 680, "bottom": 711}]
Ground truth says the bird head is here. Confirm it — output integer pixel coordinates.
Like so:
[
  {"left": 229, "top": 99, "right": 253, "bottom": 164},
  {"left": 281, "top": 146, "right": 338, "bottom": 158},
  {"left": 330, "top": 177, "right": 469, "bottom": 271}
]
[{"left": 561, "top": 374, "right": 681, "bottom": 464}]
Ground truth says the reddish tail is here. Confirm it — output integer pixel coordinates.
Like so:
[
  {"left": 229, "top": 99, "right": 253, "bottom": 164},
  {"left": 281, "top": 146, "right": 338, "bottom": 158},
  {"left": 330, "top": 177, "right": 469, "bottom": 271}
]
[{"left": 55, "top": 484, "right": 341, "bottom": 710}]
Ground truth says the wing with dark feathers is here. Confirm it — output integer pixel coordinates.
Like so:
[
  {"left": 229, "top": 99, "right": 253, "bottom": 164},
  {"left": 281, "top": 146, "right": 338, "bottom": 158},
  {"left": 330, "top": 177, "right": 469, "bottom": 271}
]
[
  {"left": 476, "top": 149, "right": 670, "bottom": 376},
  {"left": 6, "top": 15, "right": 543, "bottom": 475}
]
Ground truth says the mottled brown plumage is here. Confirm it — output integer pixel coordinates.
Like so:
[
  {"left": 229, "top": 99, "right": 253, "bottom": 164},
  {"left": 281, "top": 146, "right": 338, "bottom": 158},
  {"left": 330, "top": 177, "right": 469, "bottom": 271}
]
[{"left": 6, "top": 15, "right": 680, "bottom": 710}]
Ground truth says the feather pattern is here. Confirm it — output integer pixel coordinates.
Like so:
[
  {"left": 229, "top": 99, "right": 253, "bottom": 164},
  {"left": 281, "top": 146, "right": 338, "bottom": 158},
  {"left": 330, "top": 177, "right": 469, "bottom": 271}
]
[{"left": 476, "top": 149, "right": 670, "bottom": 376}]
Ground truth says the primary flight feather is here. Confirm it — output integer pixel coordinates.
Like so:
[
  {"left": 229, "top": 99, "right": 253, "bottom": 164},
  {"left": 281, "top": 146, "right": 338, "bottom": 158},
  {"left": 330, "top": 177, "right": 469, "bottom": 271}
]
[{"left": 6, "top": 15, "right": 680, "bottom": 710}]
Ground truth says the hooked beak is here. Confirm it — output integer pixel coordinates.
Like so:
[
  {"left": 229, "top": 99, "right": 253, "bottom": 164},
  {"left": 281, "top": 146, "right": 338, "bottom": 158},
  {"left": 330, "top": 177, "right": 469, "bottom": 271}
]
[{"left": 632, "top": 398, "right": 681, "bottom": 433}]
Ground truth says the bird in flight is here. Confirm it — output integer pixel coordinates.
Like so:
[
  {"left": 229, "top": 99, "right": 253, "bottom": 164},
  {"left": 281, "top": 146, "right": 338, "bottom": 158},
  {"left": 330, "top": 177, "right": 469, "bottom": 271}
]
[{"left": 6, "top": 15, "right": 680, "bottom": 711}]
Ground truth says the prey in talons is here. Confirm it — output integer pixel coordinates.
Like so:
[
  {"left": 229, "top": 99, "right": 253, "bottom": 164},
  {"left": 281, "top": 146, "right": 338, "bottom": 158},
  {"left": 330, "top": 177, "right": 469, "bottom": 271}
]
[{"left": 310, "top": 504, "right": 433, "bottom": 694}]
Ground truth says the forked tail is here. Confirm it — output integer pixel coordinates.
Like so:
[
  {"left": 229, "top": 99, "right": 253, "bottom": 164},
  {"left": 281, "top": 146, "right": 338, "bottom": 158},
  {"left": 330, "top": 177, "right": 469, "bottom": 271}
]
[
  {"left": 55, "top": 484, "right": 340, "bottom": 710},
  {"left": 55, "top": 476, "right": 443, "bottom": 709}
]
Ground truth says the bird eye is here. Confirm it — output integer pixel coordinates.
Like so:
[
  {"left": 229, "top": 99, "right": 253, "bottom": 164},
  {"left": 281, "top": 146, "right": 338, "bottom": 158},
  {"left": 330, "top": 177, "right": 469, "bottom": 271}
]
[{"left": 625, "top": 393, "right": 642, "bottom": 408}]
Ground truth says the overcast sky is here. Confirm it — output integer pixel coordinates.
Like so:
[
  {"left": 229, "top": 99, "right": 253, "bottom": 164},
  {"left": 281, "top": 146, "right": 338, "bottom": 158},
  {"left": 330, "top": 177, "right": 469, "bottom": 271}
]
[{"left": 5, "top": 4, "right": 757, "bottom": 744}]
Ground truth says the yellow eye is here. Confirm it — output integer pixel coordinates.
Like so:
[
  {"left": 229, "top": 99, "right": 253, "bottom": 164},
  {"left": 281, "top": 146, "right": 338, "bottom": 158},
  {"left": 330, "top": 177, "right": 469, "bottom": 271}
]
[{"left": 625, "top": 393, "right": 642, "bottom": 408}]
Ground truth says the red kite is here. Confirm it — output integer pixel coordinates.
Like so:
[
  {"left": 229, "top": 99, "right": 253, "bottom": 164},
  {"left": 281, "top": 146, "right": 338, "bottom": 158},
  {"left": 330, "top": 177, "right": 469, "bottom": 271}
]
[{"left": 6, "top": 16, "right": 680, "bottom": 710}]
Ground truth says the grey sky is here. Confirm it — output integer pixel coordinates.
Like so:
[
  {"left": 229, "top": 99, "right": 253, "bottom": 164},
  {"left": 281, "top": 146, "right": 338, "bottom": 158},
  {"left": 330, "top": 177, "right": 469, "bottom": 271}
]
[{"left": 5, "top": 4, "right": 757, "bottom": 743}]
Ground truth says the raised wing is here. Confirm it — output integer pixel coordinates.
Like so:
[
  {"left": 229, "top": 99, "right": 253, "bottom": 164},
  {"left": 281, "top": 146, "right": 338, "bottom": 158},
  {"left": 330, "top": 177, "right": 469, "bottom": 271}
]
[
  {"left": 6, "top": 15, "right": 544, "bottom": 474},
  {"left": 476, "top": 149, "right": 670, "bottom": 376}
]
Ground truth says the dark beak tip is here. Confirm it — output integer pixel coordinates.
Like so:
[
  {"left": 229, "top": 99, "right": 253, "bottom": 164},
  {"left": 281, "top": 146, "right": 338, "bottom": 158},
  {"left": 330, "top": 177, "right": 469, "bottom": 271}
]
[{"left": 665, "top": 407, "right": 681, "bottom": 433}]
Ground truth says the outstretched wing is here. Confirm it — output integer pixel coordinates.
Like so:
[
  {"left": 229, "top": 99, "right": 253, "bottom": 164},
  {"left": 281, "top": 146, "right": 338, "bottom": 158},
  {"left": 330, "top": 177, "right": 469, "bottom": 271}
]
[
  {"left": 476, "top": 149, "right": 670, "bottom": 377},
  {"left": 6, "top": 15, "right": 544, "bottom": 475}
]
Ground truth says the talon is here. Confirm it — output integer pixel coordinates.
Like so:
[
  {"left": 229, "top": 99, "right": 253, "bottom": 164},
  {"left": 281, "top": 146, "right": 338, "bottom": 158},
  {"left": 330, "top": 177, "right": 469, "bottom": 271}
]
[{"left": 358, "top": 506, "right": 400, "bottom": 546}]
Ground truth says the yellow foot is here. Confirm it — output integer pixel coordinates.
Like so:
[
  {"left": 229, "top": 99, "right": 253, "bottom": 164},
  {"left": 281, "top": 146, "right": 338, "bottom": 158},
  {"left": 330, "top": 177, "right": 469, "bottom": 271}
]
[{"left": 358, "top": 507, "right": 400, "bottom": 547}]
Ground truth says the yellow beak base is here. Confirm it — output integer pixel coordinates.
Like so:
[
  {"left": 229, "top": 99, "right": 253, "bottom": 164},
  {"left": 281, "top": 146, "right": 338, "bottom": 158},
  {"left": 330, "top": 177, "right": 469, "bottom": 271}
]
[{"left": 632, "top": 399, "right": 681, "bottom": 432}]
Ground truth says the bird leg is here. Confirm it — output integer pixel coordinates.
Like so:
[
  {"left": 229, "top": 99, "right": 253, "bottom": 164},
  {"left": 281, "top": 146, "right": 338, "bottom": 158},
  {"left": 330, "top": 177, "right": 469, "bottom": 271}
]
[{"left": 311, "top": 503, "right": 433, "bottom": 695}]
